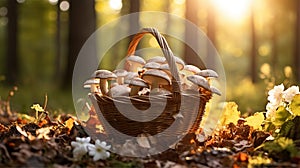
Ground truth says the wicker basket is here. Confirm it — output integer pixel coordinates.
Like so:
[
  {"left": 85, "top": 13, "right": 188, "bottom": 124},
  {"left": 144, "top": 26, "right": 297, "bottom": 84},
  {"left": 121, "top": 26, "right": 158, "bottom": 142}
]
[{"left": 89, "top": 28, "right": 211, "bottom": 137}]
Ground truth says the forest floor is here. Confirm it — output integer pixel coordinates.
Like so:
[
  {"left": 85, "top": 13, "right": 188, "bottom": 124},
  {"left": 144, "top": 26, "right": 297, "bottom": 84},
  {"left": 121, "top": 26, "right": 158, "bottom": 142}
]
[{"left": 0, "top": 89, "right": 300, "bottom": 167}]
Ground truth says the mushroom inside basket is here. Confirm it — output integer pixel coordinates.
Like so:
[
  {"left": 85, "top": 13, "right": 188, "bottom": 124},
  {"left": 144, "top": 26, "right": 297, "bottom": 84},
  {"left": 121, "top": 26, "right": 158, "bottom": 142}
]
[{"left": 84, "top": 28, "right": 221, "bottom": 137}]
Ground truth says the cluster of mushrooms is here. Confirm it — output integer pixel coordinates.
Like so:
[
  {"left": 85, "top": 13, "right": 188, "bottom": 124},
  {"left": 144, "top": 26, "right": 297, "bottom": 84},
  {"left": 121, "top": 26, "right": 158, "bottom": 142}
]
[{"left": 84, "top": 55, "right": 221, "bottom": 97}]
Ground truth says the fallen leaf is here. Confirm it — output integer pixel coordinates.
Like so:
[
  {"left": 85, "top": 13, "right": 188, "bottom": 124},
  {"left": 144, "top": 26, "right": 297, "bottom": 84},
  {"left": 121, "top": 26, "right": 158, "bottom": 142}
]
[{"left": 245, "top": 112, "right": 265, "bottom": 130}]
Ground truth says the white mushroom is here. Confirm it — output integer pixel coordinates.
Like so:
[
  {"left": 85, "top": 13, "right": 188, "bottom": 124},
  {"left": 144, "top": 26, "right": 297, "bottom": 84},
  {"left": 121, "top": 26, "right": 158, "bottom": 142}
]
[
  {"left": 143, "top": 62, "right": 161, "bottom": 70},
  {"left": 141, "top": 69, "right": 171, "bottom": 90},
  {"left": 174, "top": 56, "right": 185, "bottom": 70},
  {"left": 83, "top": 78, "right": 100, "bottom": 93},
  {"left": 187, "top": 75, "right": 210, "bottom": 91},
  {"left": 180, "top": 65, "right": 201, "bottom": 90},
  {"left": 128, "top": 78, "right": 148, "bottom": 96},
  {"left": 159, "top": 64, "right": 172, "bottom": 78},
  {"left": 92, "top": 70, "right": 117, "bottom": 95},
  {"left": 182, "top": 65, "right": 201, "bottom": 75},
  {"left": 113, "top": 69, "right": 128, "bottom": 85},
  {"left": 196, "top": 69, "right": 219, "bottom": 78},
  {"left": 210, "top": 86, "right": 222, "bottom": 96},
  {"left": 108, "top": 85, "right": 131, "bottom": 97},
  {"left": 146, "top": 56, "right": 166, "bottom": 64},
  {"left": 124, "top": 72, "right": 139, "bottom": 84},
  {"left": 126, "top": 55, "right": 146, "bottom": 72}
]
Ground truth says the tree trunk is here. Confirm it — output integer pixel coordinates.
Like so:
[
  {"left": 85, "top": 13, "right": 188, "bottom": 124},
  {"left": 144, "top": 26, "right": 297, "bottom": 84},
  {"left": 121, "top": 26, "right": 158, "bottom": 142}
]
[
  {"left": 64, "top": 0, "right": 96, "bottom": 88},
  {"left": 271, "top": 15, "right": 278, "bottom": 77},
  {"left": 295, "top": 0, "right": 300, "bottom": 81},
  {"left": 129, "top": 0, "right": 140, "bottom": 39},
  {"left": 164, "top": 0, "right": 171, "bottom": 34},
  {"left": 184, "top": 0, "right": 205, "bottom": 69},
  {"left": 206, "top": 1, "right": 216, "bottom": 69},
  {"left": 124, "top": 0, "right": 140, "bottom": 70},
  {"left": 6, "top": 0, "right": 18, "bottom": 85},
  {"left": 250, "top": 3, "right": 257, "bottom": 83},
  {"left": 55, "top": 0, "right": 62, "bottom": 81}
]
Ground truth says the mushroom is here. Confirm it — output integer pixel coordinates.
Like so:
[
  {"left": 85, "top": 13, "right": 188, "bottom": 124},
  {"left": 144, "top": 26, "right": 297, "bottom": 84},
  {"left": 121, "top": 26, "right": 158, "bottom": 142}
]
[
  {"left": 141, "top": 69, "right": 171, "bottom": 90},
  {"left": 174, "top": 56, "right": 185, "bottom": 70},
  {"left": 91, "top": 70, "right": 117, "bottom": 95},
  {"left": 128, "top": 78, "right": 149, "bottom": 96},
  {"left": 124, "top": 72, "right": 139, "bottom": 84},
  {"left": 180, "top": 65, "right": 201, "bottom": 89},
  {"left": 182, "top": 65, "right": 201, "bottom": 75},
  {"left": 126, "top": 55, "right": 146, "bottom": 72},
  {"left": 143, "top": 62, "right": 161, "bottom": 70},
  {"left": 159, "top": 63, "right": 172, "bottom": 78},
  {"left": 108, "top": 84, "right": 131, "bottom": 97},
  {"left": 146, "top": 56, "right": 166, "bottom": 64},
  {"left": 113, "top": 69, "right": 128, "bottom": 85},
  {"left": 196, "top": 69, "right": 219, "bottom": 78},
  {"left": 210, "top": 86, "right": 222, "bottom": 96},
  {"left": 83, "top": 78, "right": 100, "bottom": 93},
  {"left": 187, "top": 75, "right": 210, "bottom": 91}
]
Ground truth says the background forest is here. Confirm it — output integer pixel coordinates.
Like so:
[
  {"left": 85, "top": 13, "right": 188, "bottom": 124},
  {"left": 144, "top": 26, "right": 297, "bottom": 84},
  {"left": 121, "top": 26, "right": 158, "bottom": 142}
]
[{"left": 0, "top": 0, "right": 299, "bottom": 115}]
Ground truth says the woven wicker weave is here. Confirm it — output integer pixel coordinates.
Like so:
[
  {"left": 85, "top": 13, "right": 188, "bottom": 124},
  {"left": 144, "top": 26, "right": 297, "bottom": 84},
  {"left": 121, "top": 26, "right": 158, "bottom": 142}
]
[{"left": 89, "top": 28, "right": 211, "bottom": 137}]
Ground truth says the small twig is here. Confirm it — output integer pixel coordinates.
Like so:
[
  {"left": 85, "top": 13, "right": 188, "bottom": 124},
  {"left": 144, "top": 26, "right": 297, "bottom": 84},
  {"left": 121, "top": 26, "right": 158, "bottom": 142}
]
[{"left": 43, "top": 93, "right": 48, "bottom": 110}]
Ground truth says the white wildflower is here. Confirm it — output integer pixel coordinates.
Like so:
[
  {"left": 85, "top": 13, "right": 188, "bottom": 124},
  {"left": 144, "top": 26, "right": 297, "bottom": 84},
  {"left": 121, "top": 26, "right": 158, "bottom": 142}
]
[
  {"left": 267, "top": 84, "right": 284, "bottom": 106},
  {"left": 71, "top": 137, "right": 92, "bottom": 159},
  {"left": 282, "top": 86, "right": 300, "bottom": 103},
  {"left": 266, "top": 102, "right": 277, "bottom": 118},
  {"left": 88, "top": 139, "right": 111, "bottom": 161}
]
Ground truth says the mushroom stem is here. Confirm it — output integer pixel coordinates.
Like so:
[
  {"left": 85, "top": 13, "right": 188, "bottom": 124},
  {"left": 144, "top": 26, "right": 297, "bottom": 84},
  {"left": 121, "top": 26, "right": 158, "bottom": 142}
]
[
  {"left": 90, "top": 84, "right": 99, "bottom": 93},
  {"left": 116, "top": 77, "right": 124, "bottom": 85},
  {"left": 130, "top": 86, "right": 141, "bottom": 96},
  {"left": 151, "top": 81, "right": 159, "bottom": 90},
  {"left": 190, "top": 84, "right": 199, "bottom": 90},
  {"left": 99, "top": 79, "right": 108, "bottom": 95}
]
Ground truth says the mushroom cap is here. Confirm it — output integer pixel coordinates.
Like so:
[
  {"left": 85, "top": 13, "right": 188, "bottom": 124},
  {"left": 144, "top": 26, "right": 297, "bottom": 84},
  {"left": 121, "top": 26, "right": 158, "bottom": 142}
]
[
  {"left": 143, "top": 62, "right": 161, "bottom": 69},
  {"left": 113, "top": 69, "right": 128, "bottom": 77},
  {"left": 108, "top": 85, "right": 131, "bottom": 97},
  {"left": 183, "top": 65, "right": 201, "bottom": 74},
  {"left": 83, "top": 78, "right": 99, "bottom": 88},
  {"left": 159, "top": 63, "right": 170, "bottom": 70},
  {"left": 124, "top": 72, "right": 139, "bottom": 84},
  {"left": 210, "top": 86, "right": 222, "bottom": 96},
  {"left": 187, "top": 75, "right": 210, "bottom": 90},
  {"left": 159, "top": 64, "right": 172, "bottom": 77},
  {"left": 174, "top": 56, "right": 185, "bottom": 70},
  {"left": 147, "top": 56, "right": 166, "bottom": 64},
  {"left": 91, "top": 70, "right": 117, "bottom": 79},
  {"left": 142, "top": 69, "right": 171, "bottom": 86},
  {"left": 126, "top": 55, "right": 146, "bottom": 65},
  {"left": 128, "top": 78, "right": 148, "bottom": 88},
  {"left": 196, "top": 69, "right": 219, "bottom": 78}
]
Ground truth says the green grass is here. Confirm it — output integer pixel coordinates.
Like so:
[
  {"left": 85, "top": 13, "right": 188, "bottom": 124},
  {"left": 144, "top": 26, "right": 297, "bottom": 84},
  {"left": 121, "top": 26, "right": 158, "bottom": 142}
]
[{"left": 0, "top": 82, "right": 75, "bottom": 115}]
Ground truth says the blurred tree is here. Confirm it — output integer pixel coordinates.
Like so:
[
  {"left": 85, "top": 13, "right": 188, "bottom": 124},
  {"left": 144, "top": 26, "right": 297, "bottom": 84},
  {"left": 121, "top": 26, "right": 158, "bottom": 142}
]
[
  {"left": 295, "top": 0, "right": 300, "bottom": 81},
  {"left": 6, "top": 0, "right": 19, "bottom": 85},
  {"left": 55, "top": 0, "right": 62, "bottom": 81},
  {"left": 124, "top": 0, "right": 140, "bottom": 71},
  {"left": 129, "top": 0, "right": 140, "bottom": 39},
  {"left": 184, "top": 0, "right": 205, "bottom": 69},
  {"left": 250, "top": 2, "right": 257, "bottom": 83},
  {"left": 64, "top": 0, "right": 96, "bottom": 88},
  {"left": 206, "top": 1, "right": 216, "bottom": 69},
  {"left": 163, "top": 0, "right": 171, "bottom": 33}
]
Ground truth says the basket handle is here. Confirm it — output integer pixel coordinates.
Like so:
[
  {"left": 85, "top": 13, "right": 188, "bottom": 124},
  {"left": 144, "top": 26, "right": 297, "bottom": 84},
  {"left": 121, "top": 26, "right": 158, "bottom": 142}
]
[{"left": 126, "top": 27, "right": 181, "bottom": 94}]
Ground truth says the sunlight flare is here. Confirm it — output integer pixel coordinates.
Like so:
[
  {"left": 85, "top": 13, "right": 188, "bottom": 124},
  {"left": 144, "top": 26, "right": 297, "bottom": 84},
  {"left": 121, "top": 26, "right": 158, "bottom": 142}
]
[{"left": 212, "top": 0, "right": 252, "bottom": 20}]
